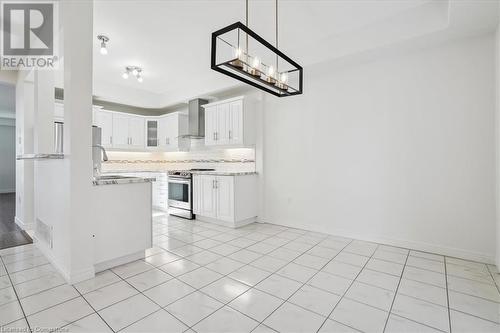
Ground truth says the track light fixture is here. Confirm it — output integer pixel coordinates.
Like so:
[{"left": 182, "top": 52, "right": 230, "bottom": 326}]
[
  {"left": 97, "top": 35, "right": 109, "bottom": 55},
  {"left": 122, "top": 66, "right": 143, "bottom": 82}
]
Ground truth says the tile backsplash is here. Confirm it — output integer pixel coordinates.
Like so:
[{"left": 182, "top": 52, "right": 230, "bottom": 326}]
[{"left": 102, "top": 147, "right": 256, "bottom": 173}]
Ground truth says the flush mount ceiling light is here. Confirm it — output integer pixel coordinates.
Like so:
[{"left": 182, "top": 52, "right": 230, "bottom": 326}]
[
  {"left": 211, "top": 0, "right": 303, "bottom": 97},
  {"left": 97, "top": 35, "right": 109, "bottom": 55},
  {"left": 122, "top": 66, "right": 143, "bottom": 82}
]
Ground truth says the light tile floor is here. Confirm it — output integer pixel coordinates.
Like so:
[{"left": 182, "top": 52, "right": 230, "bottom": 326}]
[{"left": 0, "top": 213, "right": 499, "bottom": 332}]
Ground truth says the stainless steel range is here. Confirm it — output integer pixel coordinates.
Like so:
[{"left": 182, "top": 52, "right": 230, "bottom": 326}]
[{"left": 167, "top": 169, "right": 215, "bottom": 219}]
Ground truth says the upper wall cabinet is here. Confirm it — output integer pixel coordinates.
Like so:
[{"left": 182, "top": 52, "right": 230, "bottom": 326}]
[
  {"left": 94, "top": 110, "right": 113, "bottom": 148},
  {"left": 145, "top": 119, "right": 159, "bottom": 148},
  {"left": 158, "top": 113, "right": 189, "bottom": 151},
  {"left": 203, "top": 96, "right": 255, "bottom": 147},
  {"left": 144, "top": 113, "right": 188, "bottom": 151},
  {"left": 112, "top": 114, "right": 145, "bottom": 149}
]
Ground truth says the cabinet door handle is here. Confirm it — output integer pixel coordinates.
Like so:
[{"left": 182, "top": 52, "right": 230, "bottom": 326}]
[
  {"left": 212, "top": 179, "right": 215, "bottom": 188},
  {"left": 213, "top": 132, "right": 216, "bottom": 141},
  {"left": 229, "top": 130, "right": 232, "bottom": 139},
  {"left": 110, "top": 136, "right": 112, "bottom": 145}
]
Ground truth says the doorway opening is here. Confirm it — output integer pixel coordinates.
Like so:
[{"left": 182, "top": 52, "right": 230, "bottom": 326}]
[{"left": 0, "top": 82, "right": 32, "bottom": 249}]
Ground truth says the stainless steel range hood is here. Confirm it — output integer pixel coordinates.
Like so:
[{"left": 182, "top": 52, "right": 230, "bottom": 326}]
[{"left": 179, "top": 98, "right": 208, "bottom": 139}]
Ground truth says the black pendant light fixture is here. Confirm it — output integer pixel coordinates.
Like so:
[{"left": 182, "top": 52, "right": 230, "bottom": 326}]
[{"left": 211, "top": 0, "right": 303, "bottom": 97}]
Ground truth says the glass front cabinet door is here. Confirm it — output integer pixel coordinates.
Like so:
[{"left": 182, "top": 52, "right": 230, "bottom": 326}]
[{"left": 146, "top": 119, "right": 159, "bottom": 148}]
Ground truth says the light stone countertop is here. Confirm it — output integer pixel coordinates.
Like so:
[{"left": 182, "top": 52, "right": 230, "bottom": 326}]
[
  {"left": 103, "top": 170, "right": 257, "bottom": 176},
  {"left": 188, "top": 171, "right": 257, "bottom": 176},
  {"left": 93, "top": 176, "right": 156, "bottom": 186}
]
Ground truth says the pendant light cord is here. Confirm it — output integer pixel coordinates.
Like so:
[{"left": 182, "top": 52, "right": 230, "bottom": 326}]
[
  {"left": 245, "top": 0, "right": 249, "bottom": 55},
  {"left": 275, "top": 0, "right": 279, "bottom": 71},
  {"left": 276, "top": 0, "right": 278, "bottom": 49}
]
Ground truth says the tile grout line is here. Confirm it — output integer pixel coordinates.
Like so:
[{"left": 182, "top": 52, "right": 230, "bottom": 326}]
[
  {"left": 4, "top": 217, "right": 497, "bottom": 332},
  {"left": 443, "top": 257, "right": 453, "bottom": 333},
  {"left": 147, "top": 223, "right": 329, "bottom": 331},
  {"left": 315, "top": 242, "right": 380, "bottom": 333},
  {"left": 251, "top": 238, "right": 354, "bottom": 329},
  {"left": 234, "top": 234, "right": 351, "bottom": 332},
  {"left": 486, "top": 264, "right": 500, "bottom": 295},
  {"left": 0, "top": 255, "right": 32, "bottom": 331},
  {"left": 388, "top": 313, "right": 449, "bottom": 333},
  {"left": 174, "top": 227, "right": 322, "bottom": 331},
  {"left": 85, "top": 267, "right": 197, "bottom": 332},
  {"left": 73, "top": 284, "right": 117, "bottom": 333},
  {"left": 381, "top": 249, "right": 409, "bottom": 332},
  {"left": 149, "top": 222, "right": 403, "bottom": 332}
]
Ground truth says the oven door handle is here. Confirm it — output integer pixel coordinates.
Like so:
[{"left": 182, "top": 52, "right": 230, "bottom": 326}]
[{"left": 168, "top": 179, "right": 190, "bottom": 184}]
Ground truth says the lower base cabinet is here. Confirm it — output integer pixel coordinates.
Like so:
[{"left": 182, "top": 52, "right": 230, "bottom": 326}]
[
  {"left": 193, "top": 174, "right": 257, "bottom": 227},
  {"left": 115, "top": 172, "right": 168, "bottom": 211}
]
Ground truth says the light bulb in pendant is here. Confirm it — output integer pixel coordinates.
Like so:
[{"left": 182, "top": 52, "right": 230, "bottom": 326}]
[
  {"left": 132, "top": 68, "right": 139, "bottom": 76},
  {"left": 234, "top": 47, "right": 242, "bottom": 59},
  {"left": 252, "top": 57, "right": 260, "bottom": 69},
  {"left": 268, "top": 66, "right": 275, "bottom": 77},
  {"left": 137, "top": 75, "right": 143, "bottom": 83},
  {"left": 280, "top": 73, "right": 288, "bottom": 83},
  {"left": 122, "top": 71, "right": 129, "bottom": 79}
]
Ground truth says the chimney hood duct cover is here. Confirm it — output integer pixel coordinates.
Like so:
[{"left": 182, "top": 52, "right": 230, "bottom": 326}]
[{"left": 181, "top": 98, "right": 208, "bottom": 139}]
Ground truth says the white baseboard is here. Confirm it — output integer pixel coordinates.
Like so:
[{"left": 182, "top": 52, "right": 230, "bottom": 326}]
[
  {"left": 196, "top": 215, "right": 256, "bottom": 228},
  {"left": 258, "top": 217, "right": 495, "bottom": 265},
  {"left": 0, "top": 189, "right": 14, "bottom": 194},
  {"left": 95, "top": 251, "right": 145, "bottom": 273},
  {"left": 15, "top": 216, "right": 34, "bottom": 231},
  {"left": 34, "top": 239, "right": 95, "bottom": 285}
]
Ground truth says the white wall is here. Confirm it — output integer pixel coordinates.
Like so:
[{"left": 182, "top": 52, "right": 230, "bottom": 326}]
[
  {"left": 496, "top": 25, "right": 500, "bottom": 269},
  {"left": 0, "top": 125, "right": 15, "bottom": 193},
  {"left": 261, "top": 33, "right": 497, "bottom": 263}
]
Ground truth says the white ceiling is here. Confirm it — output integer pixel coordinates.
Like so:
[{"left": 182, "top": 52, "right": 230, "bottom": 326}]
[{"left": 90, "top": 0, "right": 498, "bottom": 108}]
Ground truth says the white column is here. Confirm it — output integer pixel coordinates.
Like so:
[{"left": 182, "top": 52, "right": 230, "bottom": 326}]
[
  {"left": 33, "top": 71, "right": 54, "bottom": 153},
  {"left": 496, "top": 24, "right": 500, "bottom": 270},
  {"left": 62, "top": 0, "right": 94, "bottom": 282},
  {"left": 15, "top": 71, "right": 35, "bottom": 230}
]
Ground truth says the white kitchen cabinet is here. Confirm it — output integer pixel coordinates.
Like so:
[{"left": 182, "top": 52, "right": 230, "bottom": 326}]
[
  {"left": 193, "top": 174, "right": 257, "bottom": 227},
  {"left": 151, "top": 172, "right": 168, "bottom": 211},
  {"left": 116, "top": 172, "right": 168, "bottom": 211},
  {"left": 145, "top": 119, "right": 159, "bottom": 149},
  {"left": 91, "top": 109, "right": 189, "bottom": 152},
  {"left": 112, "top": 113, "right": 145, "bottom": 149},
  {"left": 204, "top": 106, "right": 217, "bottom": 146},
  {"left": 215, "top": 176, "right": 234, "bottom": 222},
  {"left": 129, "top": 116, "right": 145, "bottom": 148},
  {"left": 94, "top": 110, "right": 113, "bottom": 148},
  {"left": 112, "top": 114, "right": 130, "bottom": 148},
  {"left": 158, "top": 112, "right": 189, "bottom": 151},
  {"left": 203, "top": 96, "right": 254, "bottom": 147},
  {"left": 193, "top": 175, "right": 217, "bottom": 218},
  {"left": 229, "top": 99, "right": 243, "bottom": 145}
]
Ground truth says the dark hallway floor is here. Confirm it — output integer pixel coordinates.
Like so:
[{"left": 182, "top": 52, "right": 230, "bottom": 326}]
[{"left": 0, "top": 193, "right": 32, "bottom": 249}]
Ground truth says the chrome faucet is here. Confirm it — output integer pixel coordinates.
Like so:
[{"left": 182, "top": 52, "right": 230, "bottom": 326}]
[{"left": 92, "top": 145, "right": 108, "bottom": 161}]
